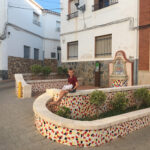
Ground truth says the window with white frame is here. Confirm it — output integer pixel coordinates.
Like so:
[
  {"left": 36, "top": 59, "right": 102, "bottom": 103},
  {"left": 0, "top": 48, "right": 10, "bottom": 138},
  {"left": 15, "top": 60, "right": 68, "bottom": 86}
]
[
  {"left": 67, "top": 41, "right": 78, "bottom": 60},
  {"left": 24, "top": 46, "right": 30, "bottom": 59},
  {"left": 95, "top": 34, "right": 112, "bottom": 57},
  {"left": 34, "top": 48, "right": 39, "bottom": 60}
]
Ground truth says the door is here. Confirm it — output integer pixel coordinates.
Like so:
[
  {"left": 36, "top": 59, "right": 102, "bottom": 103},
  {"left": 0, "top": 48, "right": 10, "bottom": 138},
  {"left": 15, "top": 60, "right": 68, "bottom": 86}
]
[{"left": 57, "top": 47, "right": 61, "bottom": 66}]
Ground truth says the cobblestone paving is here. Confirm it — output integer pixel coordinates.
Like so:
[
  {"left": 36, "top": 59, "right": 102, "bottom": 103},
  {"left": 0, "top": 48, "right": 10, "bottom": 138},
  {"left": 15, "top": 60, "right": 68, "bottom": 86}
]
[{"left": 0, "top": 85, "right": 150, "bottom": 150}]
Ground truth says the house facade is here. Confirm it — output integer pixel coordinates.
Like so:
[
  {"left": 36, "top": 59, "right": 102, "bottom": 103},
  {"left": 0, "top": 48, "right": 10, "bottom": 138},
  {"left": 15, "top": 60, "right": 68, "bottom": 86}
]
[
  {"left": 61, "top": 0, "right": 139, "bottom": 87},
  {"left": 138, "top": 0, "right": 150, "bottom": 85},
  {"left": 0, "top": 0, "right": 60, "bottom": 79}
]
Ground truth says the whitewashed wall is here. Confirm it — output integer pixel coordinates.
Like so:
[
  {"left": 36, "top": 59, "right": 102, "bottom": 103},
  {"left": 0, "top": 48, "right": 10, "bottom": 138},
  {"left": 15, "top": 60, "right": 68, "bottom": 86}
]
[
  {"left": 0, "top": 0, "right": 7, "bottom": 35},
  {"left": 0, "top": 0, "right": 8, "bottom": 70},
  {"left": 0, "top": 0, "right": 60, "bottom": 71},
  {"left": 43, "top": 12, "right": 60, "bottom": 59},
  {"left": 60, "top": 0, "right": 139, "bottom": 62}
]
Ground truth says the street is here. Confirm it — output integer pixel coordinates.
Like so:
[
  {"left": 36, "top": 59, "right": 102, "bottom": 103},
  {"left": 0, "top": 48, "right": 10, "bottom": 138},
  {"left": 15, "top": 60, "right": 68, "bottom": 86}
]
[{"left": 0, "top": 82, "right": 150, "bottom": 150}]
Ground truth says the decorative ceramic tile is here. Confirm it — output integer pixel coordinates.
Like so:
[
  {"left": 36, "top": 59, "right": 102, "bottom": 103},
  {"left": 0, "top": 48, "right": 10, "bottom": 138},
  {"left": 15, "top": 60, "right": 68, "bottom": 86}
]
[{"left": 35, "top": 115, "right": 150, "bottom": 147}]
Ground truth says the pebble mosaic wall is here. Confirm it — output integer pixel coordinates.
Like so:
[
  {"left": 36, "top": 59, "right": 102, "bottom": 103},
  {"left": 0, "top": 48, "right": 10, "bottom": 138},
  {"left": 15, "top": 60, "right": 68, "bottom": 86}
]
[
  {"left": 35, "top": 114, "right": 150, "bottom": 147},
  {"left": 51, "top": 90, "right": 137, "bottom": 120},
  {"left": 28, "top": 80, "right": 68, "bottom": 96},
  {"left": 34, "top": 86, "right": 150, "bottom": 147}
]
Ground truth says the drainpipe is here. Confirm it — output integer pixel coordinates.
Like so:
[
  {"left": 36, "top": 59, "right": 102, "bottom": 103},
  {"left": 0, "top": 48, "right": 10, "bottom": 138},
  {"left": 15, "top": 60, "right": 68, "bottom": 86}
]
[{"left": 133, "top": 0, "right": 140, "bottom": 85}]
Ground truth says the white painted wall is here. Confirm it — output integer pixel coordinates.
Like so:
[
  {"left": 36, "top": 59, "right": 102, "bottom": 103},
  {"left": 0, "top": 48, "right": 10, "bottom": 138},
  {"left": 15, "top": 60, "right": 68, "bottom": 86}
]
[
  {"left": 8, "top": 0, "right": 43, "bottom": 35},
  {"left": 0, "top": 41, "right": 8, "bottom": 70},
  {"left": 60, "top": 0, "right": 139, "bottom": 62},
  {"left": 43, "top": 12, "right": 60, "bottom": 59},
  {"left": 43, "top": 12, "right": 60, "bottom": 40},
  {"left": 0, "top": 0, "right": 8, "bottom": 70},
  {"left": 0, "top": 0, "right": 7, "bottom": 35},
  {"left": 0, "top": 0, "right": 60, "bottom": 71},
  {"left": 7, "top": 26, "right": 43, "bottom": 60}
]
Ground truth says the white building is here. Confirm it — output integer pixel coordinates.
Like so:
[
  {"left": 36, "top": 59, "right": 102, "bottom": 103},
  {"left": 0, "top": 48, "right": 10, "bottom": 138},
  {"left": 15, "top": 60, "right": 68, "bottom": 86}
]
[
  {"left": 0, "top": 0, "right": 60, "bottom": 79},
  {"left": 60, "top": 0, "right": 139, "bottom": 86}
]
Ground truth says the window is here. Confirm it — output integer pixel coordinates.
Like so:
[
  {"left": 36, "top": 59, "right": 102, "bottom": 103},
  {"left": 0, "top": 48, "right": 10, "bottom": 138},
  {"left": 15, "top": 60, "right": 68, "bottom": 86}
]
[
  {"left": 34, "top": 48, "right": 39, "bottom": 60},
  {"left": 67, "top": 41, "right": 78, "bottom": 60},
  {"left": 93, "top": 0, "right": 118, "bottom": 11},
  {"left": 33, "top": 12, "right": 41, "bottom": 26},
  {"left": 67, "top": 0, "right": 79, "bottom": 20},
  {"left": 95, "top": 34, "right": 112, "bottom": 57},
  {"left": 24, "top": 46, "right": 30, "bottom": 59},
  {"left": 57, "top": 46, "right": 61, "bottom": 51},
  {"left": 51, "top": 52, "right": 56, "bottom": 58},
  {"left": 56, "top": 21, "right": 60, "bottom": 32}
]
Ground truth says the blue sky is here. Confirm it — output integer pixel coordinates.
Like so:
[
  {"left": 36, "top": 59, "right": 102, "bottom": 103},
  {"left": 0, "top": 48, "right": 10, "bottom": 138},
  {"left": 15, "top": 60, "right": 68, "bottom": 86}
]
[{"left": 35, "top": 0, "right": 60, "bottom": 13}]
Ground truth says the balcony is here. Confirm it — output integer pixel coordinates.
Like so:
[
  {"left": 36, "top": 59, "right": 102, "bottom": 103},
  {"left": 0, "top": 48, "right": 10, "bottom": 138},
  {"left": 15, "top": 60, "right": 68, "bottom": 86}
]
[
  {"left": 67, "top": 11, "right": 78, "bottom": 20},
  {"left": 92, "top": 0, "right": 118, "bottom": 11}
]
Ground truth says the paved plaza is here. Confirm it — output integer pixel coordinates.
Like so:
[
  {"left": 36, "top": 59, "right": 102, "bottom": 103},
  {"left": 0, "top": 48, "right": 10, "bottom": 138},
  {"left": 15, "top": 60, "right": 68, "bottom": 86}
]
[{"left": 0, "top": 82, "right": 150, "bottom": 150}]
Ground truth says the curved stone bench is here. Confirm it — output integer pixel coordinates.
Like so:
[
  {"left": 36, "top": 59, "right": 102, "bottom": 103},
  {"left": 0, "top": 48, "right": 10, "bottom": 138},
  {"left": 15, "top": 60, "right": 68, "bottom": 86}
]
[{"left": 33, "top": 88, "right": 150, "bottom": 147}]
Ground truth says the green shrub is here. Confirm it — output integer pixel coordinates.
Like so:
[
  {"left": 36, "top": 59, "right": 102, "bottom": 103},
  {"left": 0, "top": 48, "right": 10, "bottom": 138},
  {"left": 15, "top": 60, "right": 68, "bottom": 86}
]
[
  {"left": 63, "top": 67, "right": 68, "bottom": 75},
  {"left": 31, "top": 64, "right": 42, "bottom": 75},
  {"left": 42, "top": 66, "right": 51, "bottom": 76},
  {"left": 89, "top": 91, "right": 106, "bottom": 106},
  {"left": 57, "top": 67, "right": 63, "bottom": 74},
  {"left": 134, "top": 88, "right": 150, "bottom": 107},
  {"left": 57, "top": 67, "right": 68, "bottom": 75},
  {"left": 56, "top": 106, "right": 71, "bottom": 119},
  {"left": 111, "top": 92, "right": 128, "bottom": 112}
]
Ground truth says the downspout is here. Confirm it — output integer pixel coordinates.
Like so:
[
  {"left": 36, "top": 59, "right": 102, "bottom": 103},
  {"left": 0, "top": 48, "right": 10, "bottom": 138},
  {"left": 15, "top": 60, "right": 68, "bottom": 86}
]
[
  {"left": 135, "top": 0, "right": 139, "bottom": 85},
  {"left": 128, "top": 1, "right": 139, "bottom": 85}
]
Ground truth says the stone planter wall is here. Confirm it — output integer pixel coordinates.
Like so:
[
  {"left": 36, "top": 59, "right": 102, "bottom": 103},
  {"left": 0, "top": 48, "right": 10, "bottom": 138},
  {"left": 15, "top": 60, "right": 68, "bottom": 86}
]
[
  {"left": 8, "top": 56, "right": 57, "bottom": 79},
  {"left": 27, "top": 78, "right": 83, "bottom": 96},
  {"left": 15, "top": 73, "right": 83, "bottom": 97},
  {"left": 48, "top": 85, "right": 149, "bottom": 120},
  {"left": 33, "top": 86, "right": 150, "bottom": 147},
  {"left": 27, "top": 79, "right": 68, "bottom": 96}
]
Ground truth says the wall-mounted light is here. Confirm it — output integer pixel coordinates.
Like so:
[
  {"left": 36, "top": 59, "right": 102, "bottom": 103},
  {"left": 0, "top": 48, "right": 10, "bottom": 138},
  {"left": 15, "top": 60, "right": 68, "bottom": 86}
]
[{"left": 75, "top": 2, "right": 86, "bottom": 12}]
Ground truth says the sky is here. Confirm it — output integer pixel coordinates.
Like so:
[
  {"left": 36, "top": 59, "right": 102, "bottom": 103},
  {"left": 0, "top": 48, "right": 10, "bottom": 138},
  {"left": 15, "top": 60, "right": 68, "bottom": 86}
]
[{"left": 35, "top": 0, "right": 60, "bottom": 13}]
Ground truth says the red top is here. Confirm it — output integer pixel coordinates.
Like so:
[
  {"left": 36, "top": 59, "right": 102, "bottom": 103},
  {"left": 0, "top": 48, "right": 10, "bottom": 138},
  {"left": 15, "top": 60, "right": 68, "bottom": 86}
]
[{"left": 68, "top": 76, "right": 78, "bottom": 88}]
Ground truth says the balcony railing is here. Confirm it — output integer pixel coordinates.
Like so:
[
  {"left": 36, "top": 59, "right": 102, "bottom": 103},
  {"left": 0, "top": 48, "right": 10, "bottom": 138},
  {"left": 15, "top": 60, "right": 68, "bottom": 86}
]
[
  {"left": 67, "top": 11, "right": 78, "bottom": 20},
  {"left": 92, "top": 0, "right": 118, "bottom": 11}
]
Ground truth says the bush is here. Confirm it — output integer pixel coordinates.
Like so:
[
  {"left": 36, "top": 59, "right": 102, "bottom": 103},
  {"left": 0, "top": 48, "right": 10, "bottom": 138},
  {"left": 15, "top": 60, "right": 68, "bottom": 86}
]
[
  {"left": 56, "top": 106, "right": 71, "bottom": 119},
  {"left": 57, "top": 67, "right": 63, "bottom": 74},
  {"left": 89, "top": 91, "right": 106, "bottom": 106},
  {"left": 31, "top": 64, "right": 42, "bottom": 75},
  {"left": 111, "top": 92, "right": 128, "bottom": 112},
  {"left": 42, "top": 66, "right": 51, "bottom": 76},
  {"left": 63, "top": 67, "right": 68, "bottom": 75},
  {"left": 57, "top": 67, "right": 68, "bottom": 75},
  {"left": 134, "top": 88, "right": 150, "bottom": 107}
]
